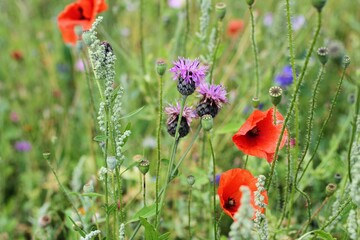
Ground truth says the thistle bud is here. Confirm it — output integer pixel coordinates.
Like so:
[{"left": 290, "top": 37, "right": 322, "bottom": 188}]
[
  {"left": 215, "top": 3, "right": 227, "bottom": 21},
  {"left": 311, "top": 0, "right": 327, "bottom": 12},
  {"left": 343, "top": 55, "right": 351, "bottom": 69},
  {"left": 325, "top": 183, "right": 337, "bottom": 197},
  {"left": 201, "top": 114, "right": 213, "bottom": 131},
  {"left": 317, "top": 47, "right": 328, "bottom": 65},
  {"left": 187, "top": 175, "right": 195, "bottom": 186},
  {"left": 138, "top": 159, "right": 150, "bottom": 175},
  {"left": 82, "top": 30, "right": 93, "bottom": 46},
  {"left": 269, "top": 86, "right": 283, "bottom": 106},
  {"left": 252, "top": 97, "right": 260, "bottom": 108},
  {"left": 245, "top": 0, "right": 255, "bottom": 6},
  {"left": 156, "top": 60, "right": 167, "bottom": 76}
]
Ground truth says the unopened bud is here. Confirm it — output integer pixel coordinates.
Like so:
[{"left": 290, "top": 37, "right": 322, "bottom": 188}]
[
  {"left": 156, "top": 60, "right": 167, "bottom": 76},
  {"left": 343, "top": 55, "right": 351, "bottom": 69},
  {"left": 325, "top": 183, "right": 337, "bottom": 197},
  {"left": 201, "top": 114, "right": 213, "bottom": 131},
  {"left": 215, "top": 3, "right": 227, "bottom": 21},
  {"left": 334, "top": 173, "right": 342, "bottom": 184},
  {"left": 269, "top": 86, "right": 282, "bottom": 106},
  {"left": 245, "top": 0, "right": 255, "bottom": 6},
  {"left": 38, "top": 215, "right": 51, "bottom": 228},
  {"left": 42, "top": 152, "right": 51, "bottom": 160},
  {"left": 317, "top": 47, "right": 328, "bottom": 65},
  {"left": 138, "top": 159, "right": 150, "bottom": 175},
  {"left": 187, "top": 175, "right": 195, "bottom": 186},
  {"left": 252, "top": 97, "right": 260, "bottom": 108},
  {"left": 311, "top": 0, "right": 327, "bottom": 12}
]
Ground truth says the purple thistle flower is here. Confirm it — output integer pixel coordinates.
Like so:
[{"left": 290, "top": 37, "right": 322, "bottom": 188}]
[
  {"left": 197, "top": 83, "right": 228, "bottom": 108},
  {"left": 275, "top": 65, "right": 294, "bottom": 87},
  {"left": 292, "top": 15, "right": 305, "bottom": 31},
  {"left": 165, "top": 102, "right": 196, "bottom": 126},
  {"left": 14, "top": 140, "right": 32, "bottom": 152},
  {"left": 169, "top": 57, "right": 208, "bottom": 86}
]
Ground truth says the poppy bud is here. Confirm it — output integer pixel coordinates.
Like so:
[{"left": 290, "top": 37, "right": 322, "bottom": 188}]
[
  {"left": 334, "top": 173, "right": 342, "bottom": 184},
  {"left": 343, "top": 55, "right": 351, "bottom": 69},
  {"left": 317, "top": 47, "right": 329, "bottom": 65},
  {"left": 82, "top": 30, "right": 93, "bottom": 46},
  {"left": 138, "top": 159, "right": 150, "bottom": 175},
  {"left": 325, "top": 183, "right": 337, "bottom": 197},
  {"left": 187, "top": 175, "right": 195, "bottom": 186},
  {"left": 201, "top": 114, "right": 213, "bottom": 131},
  {"left": 156, "top": 60, "right": 167, "bottom": 76},
  {"left": 252, "top": 97, "right": 260, "bottom": 108},
  {"left": 107, "top": 156, "right": 117, "bottom": 170},
  {"left": 311, "top": 0, "right": 327, "bottom": 12},
  {"left": 269, "top": 86, "right": 283, "bottom": 106},
  {"left": 245, "top": 0, "right": 255, "bottom": 6},
  {"left": 215, "top": 3, "right": 226, "bottom": 21}
]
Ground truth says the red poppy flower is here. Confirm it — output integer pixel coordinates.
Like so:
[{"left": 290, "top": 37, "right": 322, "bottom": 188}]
[
  {"left": 232, "top": 107, "right": 288, "bottom": 163},
  {"left": 227, "top": 19, "right": 244, "bottom": 37},
  {"left": 57, "top": 0, "right": 108, "bottom": 45},
  {"left": 11, "top": 50, "right": 24, "bottom": 61},
  {"left": 218, "top": 168, "right": 268, "bottom": 220}
]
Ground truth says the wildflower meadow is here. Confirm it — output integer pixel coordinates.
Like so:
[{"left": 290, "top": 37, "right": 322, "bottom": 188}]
[{"left": 1, "top": 0, "right": 360, "bottom": 239}]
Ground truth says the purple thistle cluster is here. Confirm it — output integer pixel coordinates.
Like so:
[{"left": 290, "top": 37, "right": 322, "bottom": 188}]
[
  {"left": 165, "top": 56, "right": 228, "bottom": 138},
  {"left": 14, "top": 140, "right": 32, "bottom": 152},
  {"left": 275, "top": 65, "right": 294, "bottom": 87}
]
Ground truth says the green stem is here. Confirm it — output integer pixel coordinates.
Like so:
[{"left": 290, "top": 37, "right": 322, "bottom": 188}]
[
  {"left": 143, "top": 174, "right": 146, "bottom": 206},
  {"left": 298, "top": 66, "right": 347, "bottom": 184},
  {"left": 201, "top": 131, "right": 206, "bottom": 169},
  {"left": 188, "top": 186, "right": 192, "bottom": 239},
  {"left": 266, "top": 12, "right": 322, "bottom": 191},
  {"left": 104, "top": 111, "right": 110, "bottom": 238},
  {"left": 209, "top": 19, "right": 223, "bottom": 84},
  {"left": 347, "top": 85, "right": 360, "bottom": 183},
  {"left": 156, "top": 95, "right": 187, "bottom": 228},
  {"left": 184, "top": 0, "right": 190, "bottom": 56},
  {"left": 139, "top": 0, "right": 146, "bottom": 74},
  {"left": 115, "top": 167, "right": 124, "bottom": 223},
  {"left": 244, "top": 154, "right": 249, "bottom": 169},
  {"left": 249, "top": 5, "right": 260, "bottom": 100},
  {"left": 155, "top": 74, "right": 164, "bottom": 227},
  {"left": 273, "top": 106, "right": 277, "bottom": 125},
  {"left": 320, "top": 198, "right": 352, "bottom": 230},
  {"left": 208, "top": 134, "right": 218, "bottom": 240}
]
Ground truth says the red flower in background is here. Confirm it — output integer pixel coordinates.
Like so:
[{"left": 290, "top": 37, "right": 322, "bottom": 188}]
[
  {"left": 232, "top": 108, "right": 288, "bottom": 163},
  {"left": 227, "top": 19, "right": 244, "bottom": 37},
  {"left": 11, "top": 50, "right": 24, "bottom": 61},
  {"left": 58, "top": 0, "right": 108, "bottom": 45},
  {"left": 217, "top": 168, "right": 268, "bottom": 220}
]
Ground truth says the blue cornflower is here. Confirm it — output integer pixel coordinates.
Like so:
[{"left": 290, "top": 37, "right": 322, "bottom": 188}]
[{"left": 275, "top": 65, "right": 294, "bottom": 87}]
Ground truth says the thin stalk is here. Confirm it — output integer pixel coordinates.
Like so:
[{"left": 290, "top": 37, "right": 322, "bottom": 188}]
[
  {"left": 347, "top": 85, "right": 360, "bottom": 183},
  {"left": 294, "top": 65, "right": 325, "bottom": 183},
  {"left": 184, "top": 0, "right": 190, "bottom": 56},
  {"left": 156, "top": 96, "right": 187, "bottom": 228},
  {"left": 209, "top": 19, "right": 224, "bottom": 84},
  {"left": 139, "top": 0, "right": 146, "bottom": 74},
  {"left": 115, "top": 167, "right": 124, "bottom": 222},
  {"left": 112, "top": 173, "right": 117, "bottom": 239},
  {"left": 320, "top": 198, "right": 352, "bottom": 230},
  {"left": 201, "top": 131, "right": 206, "bottom": 169},
  {"left": 266, "top": 12, "right": 322, "bottom": 191},
  {"left": 155, "top": 73, "right": 164, "bottom": 227},
  {"left": 143, "top": 174, "right": 146, "bottom": 206},
  {"left": 298, "top": 66, "right": 347, "bottom": 184},
  {"left": 244, "top": 154, "right": 249, "bottom": 169},
  {"left": 273, "top": 106, "right": 277, "bottom": 125},
  {"left": 188, "top": 185, "right": 192, "bottom": 239},
  {"left": 104, "top": 112, "right": 110, "bottom": 238},
  {"left": 208, "top": 135, "right": 218, "bottom": 240},
  {"left": 249, "top": 5, "right": 260, "bottom": 100}
]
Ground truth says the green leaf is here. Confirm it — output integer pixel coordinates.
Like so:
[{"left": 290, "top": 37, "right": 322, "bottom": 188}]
[
  {"left": 125, "top": 204, "right": 156, "bottom": 224},
  {"left": 120, "top": 161, "right": 138, "bottom": 175},
  {"left": 215, "top": 122, "right": 240, "bottom": 134},
  {"left": 119, "top": 106, "right": 145, "bottom": 120},
  {"left": 93, "top": 134, "right": 107, "bottom": 142},
  {"left": 139, "top": 217, "right": 158, "bottom": 240},
  {"left": 159, "top": 232, "right": 171, "bottom": 240},
  {"left": 298, "top": 230, "right": 336, "bottom": 240},
  {"left": 81, "top": 192, "right": 105, "bottom": 198}
]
